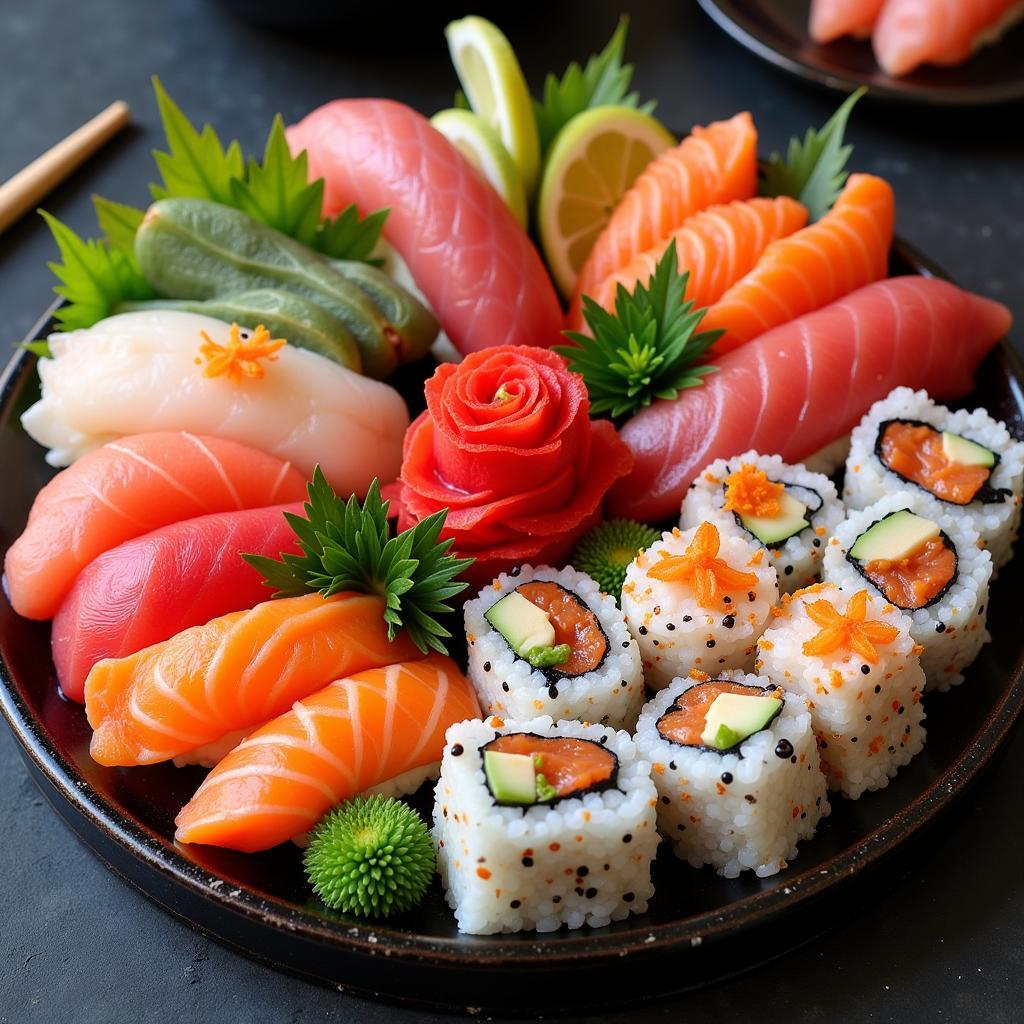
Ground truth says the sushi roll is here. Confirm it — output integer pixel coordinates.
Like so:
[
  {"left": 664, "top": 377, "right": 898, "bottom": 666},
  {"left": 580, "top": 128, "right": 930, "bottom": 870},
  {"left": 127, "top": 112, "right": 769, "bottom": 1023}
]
[
  {"left": 463, "top": 566, "right": 644, "bottom": 730},
  {"left": 433, "top": 715, "right": 659, "bottom": 934},
  {"left": 843, "top": 387, "right": 1024, "bottom": 569},
  {"left": 620, "top": 521, "right": 779, "bottom": 691},
  {"left": 681, "top": 452, "right": 844, "bottom": 593},
  {"left": 634, "top": 670, "right": 828, "bottom": 878},
  {"left": 822, "top": 491, "right": 993, "bottom": 691},
  {"left": 757, "top": 584, "right": 926, "bottom": 799}
]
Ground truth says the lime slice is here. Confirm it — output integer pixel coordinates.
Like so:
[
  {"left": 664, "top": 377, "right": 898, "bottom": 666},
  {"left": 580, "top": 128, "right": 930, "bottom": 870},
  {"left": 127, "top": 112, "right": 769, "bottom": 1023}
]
[
  {"left": 538, "top": 105, "right": 675, "bottom": 300},
  {"left": 445, "top": 16, "right": 540, "bottom": 199},
  {"left": 430, "top": 108, "right": 528, "bottom": 228}
]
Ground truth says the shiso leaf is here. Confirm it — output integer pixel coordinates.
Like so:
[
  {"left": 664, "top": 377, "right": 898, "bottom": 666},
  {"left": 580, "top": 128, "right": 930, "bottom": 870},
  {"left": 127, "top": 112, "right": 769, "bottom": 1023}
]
[
  {"left": 243, "top": 468, "right": 473, "bottom": 655},
  {"left": 760, "top": 88, "right": 866, "bottom": 222},
  {"left": 571, "top": 518, "right": 661, "bottom": 602},
  {"left": 555, "top": 243, "right": 720, "bottom": 421},
  {"left": 304, "top": 795, "right": 435, "bottom": 917},
  {"left": 92, "top": 196, "right": 146, "bottom": 257},
  {"left": 533, "top": 16, "right": 655, "bottom": 155},
  {"left": 315, "top": 204, "right": 390, "bottom": 265}
]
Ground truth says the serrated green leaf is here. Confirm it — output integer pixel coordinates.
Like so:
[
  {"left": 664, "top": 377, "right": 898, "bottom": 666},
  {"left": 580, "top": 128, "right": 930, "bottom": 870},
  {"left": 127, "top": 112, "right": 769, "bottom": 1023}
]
[
  {"left": 760, "top": 88, "right": 865, "bottom": 222},
  {"left": 21, "top": 340, "right": 52, "bottom": 358},
  {"left": 315, "top": 205, "right": 389, "bottom": 264},
  {"left": 92, "top": 196, "right": 145, "bottom": 257}
]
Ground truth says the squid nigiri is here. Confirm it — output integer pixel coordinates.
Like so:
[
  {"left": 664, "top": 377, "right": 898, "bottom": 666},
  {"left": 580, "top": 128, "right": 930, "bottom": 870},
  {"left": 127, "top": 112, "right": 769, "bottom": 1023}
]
[
  {"left": 4, "top": 431, "right": 306, "bottom": 621},
  {"left": 174, "top": 654, "right": 480, "bottom": 852},
  {"left": 21, "top": 310, "right": 409, "bottom": 496}
]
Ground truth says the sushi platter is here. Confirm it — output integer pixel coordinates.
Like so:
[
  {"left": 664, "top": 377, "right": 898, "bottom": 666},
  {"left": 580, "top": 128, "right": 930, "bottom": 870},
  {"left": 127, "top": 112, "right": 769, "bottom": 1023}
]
[{"left": 1, "top": 16, "right": 1023, "bottom": 1011}]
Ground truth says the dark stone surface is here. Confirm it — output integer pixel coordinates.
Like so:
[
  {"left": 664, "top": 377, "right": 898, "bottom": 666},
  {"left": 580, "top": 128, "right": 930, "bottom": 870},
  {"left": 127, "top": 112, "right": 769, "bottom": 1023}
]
[{"left": 0, "top": 1, "right": 1021, "bottom": 1021}]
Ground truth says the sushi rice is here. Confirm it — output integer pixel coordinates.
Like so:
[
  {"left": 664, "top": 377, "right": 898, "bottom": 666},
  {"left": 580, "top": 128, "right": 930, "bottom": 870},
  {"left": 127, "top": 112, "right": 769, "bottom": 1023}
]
[
  {"left": 464, "top": 565, "right": 644, "bottom": 730},
  {"left": 757, "top": 583, "right": 927, "bottom": 799},
  {"left": 433, "top": 715, "right": 659, "bottom": 935},
  {"left": 634, "top": 670, "right": 829, "bottom": 878},
  {"left": 681, "top": 450, "right": 845, "bottom": 593},
  {"left": 822, "top": 490, "right": 993, "bottom": 691},
  {"left": 621, "top": 525, "right": 779, "bottom": 691}
]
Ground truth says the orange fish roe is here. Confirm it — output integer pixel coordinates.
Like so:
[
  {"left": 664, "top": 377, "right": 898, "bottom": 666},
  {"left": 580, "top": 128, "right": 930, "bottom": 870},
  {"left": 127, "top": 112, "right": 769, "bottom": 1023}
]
[
  {"left": 196, "top": 322, "right": 286, "bottom": 383},
  {"left": 722, "top": 464, "right": 784, "bottom": 518},
  {"left": 802, "top": 590, "right": 900, "bottom": 664},
  {"left": 647, "top": 521, "right": 759, "bottom": 607}
]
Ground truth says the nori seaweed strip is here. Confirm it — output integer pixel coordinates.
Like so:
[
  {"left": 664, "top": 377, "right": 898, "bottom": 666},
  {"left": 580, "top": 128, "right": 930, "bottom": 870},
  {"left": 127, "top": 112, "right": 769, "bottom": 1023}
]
[{"left": 721, "top": 464, "right": 825, "bottom": 546}]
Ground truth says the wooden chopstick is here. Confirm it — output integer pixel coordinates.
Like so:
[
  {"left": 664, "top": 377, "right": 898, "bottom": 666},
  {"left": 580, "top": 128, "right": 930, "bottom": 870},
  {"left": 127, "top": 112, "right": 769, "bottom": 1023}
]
[{"left": 0, "top": 100, "right": 131, "bottom": 236}]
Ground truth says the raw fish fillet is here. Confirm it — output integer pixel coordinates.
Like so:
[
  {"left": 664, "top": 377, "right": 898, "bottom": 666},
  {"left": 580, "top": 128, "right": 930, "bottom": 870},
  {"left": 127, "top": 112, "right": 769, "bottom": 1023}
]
[
  {"left": 4, "top": 432, "right": 305, "bottom": 621},
  {"left": 84, "top": 592, "right": 422, "bottom": 767},
  {"left": 287, "top": 99, "right": 563, "bottom": 355},
  {"left": 174, "top": 654, "right": 480, "bottom": 851},
  {"left": 810, "top": 0, "right": 885, "bottom": 42},
  {"left": 573, "top": 113, "right": 758, "bottom": 311},
  {"left": 567, "top": 197, "right": 808, "bottom": 331},
  {"left": 21, "top": 310, "right": 408, "bottom": 496},
  {"left": 873, "top": 0, "right": 1023, "bottom": 76},
  {"left": 703, "top": 174, "right": 895, "bottom": 352},
  {"left": 606, "top": 277, "right": 1012, "bottom": 521},
  {"left": 52, "top": 503, "right": 302, "bottom": 703}
]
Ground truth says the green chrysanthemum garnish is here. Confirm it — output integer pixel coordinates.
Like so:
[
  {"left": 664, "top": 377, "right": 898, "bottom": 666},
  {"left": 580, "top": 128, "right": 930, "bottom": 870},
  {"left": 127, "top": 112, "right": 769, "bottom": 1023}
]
[
  {"left": 304, "top": 796, "right": 436, "bottom": 918},
  {"left": 244, "top": 468, "right": 473, "bottom": 655},
  {"left": 572, "top": 518, "right": 660, "bottom": 602}
]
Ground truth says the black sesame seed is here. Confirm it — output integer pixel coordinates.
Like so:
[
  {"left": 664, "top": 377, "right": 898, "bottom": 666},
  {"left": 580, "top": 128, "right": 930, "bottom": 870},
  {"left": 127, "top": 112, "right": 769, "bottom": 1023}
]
[
  {"left": 722, "top": 615, "right": 735, "bottom": 628},
  {"left": 719, "top": 658, "right": 726, "bottom": 664},
  {"left": 851, "top": 736, "right": 858, "bottom": 743},
  {"left": 578, "top": 866, "right": 589, "bottom": 877},
  {"left": 654, "top": 606, "right": 661, "bottom": 615},
  {"left": 483, "top": 661, "right": 491, "bottom": 672},
  {"left": 790, "top": 755, "right": 797, "bottom": 763},
  {"left": 661, "top": 795, "right": 671, "bottom": 805},
  {"left": 775, "top": 739, "right": 794, "bottom": 759},
  {"left": 575, "top": 887, "right": 584, "bottom": 896},
  {"left": 501, "top": 681, "right": 509, "bottom": 692},
  {"left": 510, "top": 899, "right": 521, "bottom": 908},
  {"left": 766, "top": 683, "right": 779, "bottom": 691},
  {"left": 707, "top": 639, "right": 716, "bottom": 649},
  {"left": 600, "top": 735, "right": 609, "bottom": 744},
  {"left": 676, "top": 824, "right": 686, "bottom": 832},
  {"left": 723, "top": 596, "right": 732, "bottom": 604},
  {"left": 548, "top": 685, "right": 559, "bottom": 700},
  {"left": 652, "top": 639, "right": 660, "bottom": 647},
  {"left": 861, "top": 664, "right": 871, "bottom": 675},
  {"left": 683, "top": 615, "right": 692, "bottom": 622},
  {"left": 813, "top": 538, "right": 822, "bottom": 548},
  {"left": 604, "top": 864, "right": 610, "bottom": 871},
  {"left": 874, "top": 684, "right": 882, "bottom": 694},
  {"left": 935, "top": 622, "right": 946, "bottom": 633},
  {"left": 820, "top": 740, "right": 828, "bottom": 749},
  {"left": 622, "top": 640, "right": 630, "bottom": 648},
  {"left": 621, "top": 679, "right": 628, "bottom": 687},
  {"left": 638, "top": 625, "right": 648, "bottom": 636},
  {"left": 800, "top": 812, "right": 807, "bottom": 819},
  {"left": 748, "top": 591, "right": 756, "bottom": 602},
  {"left": 622, "top": 833, "right": 633, "bottom": 844},
  {"left": 667, "top": 622, "right": 676, "bottom": 631},
  {"left": 721, "top": 772, "right": 733, "bottom": 784},
  {"left": 451, "top": 744, "right": 464, "bottom": 756},
  {"left": 522, "top": 857, "right": 534, "bottom": 867},
  {"left": 510, "top": 566, "right": 521, "bottom": 577},
  {"left": 744, "top": 795, "right": 757, "bottom": 804},
  {"left": 623, "top": 892, "right": 635, "bottom": 903},
  {"left": 888, "top": 745, "right": 895, "bottom": 753},
  {"left": 866, "top": 715, "right": 872, "bottom": 722},
  {"left": 784, "top": 565, "right": 794, "bottom": 576},
  {"left": 552, "top": 895, "right": 561, "bottom": 903},
  {"left": 898, "top": 705, "right": 905, "bottom": 715},
  {"left": 586, "top": 888, "right": 598, "bottom": 899},
  {"left": 669, "top": 761, "right": 677, "bottom": 771}
]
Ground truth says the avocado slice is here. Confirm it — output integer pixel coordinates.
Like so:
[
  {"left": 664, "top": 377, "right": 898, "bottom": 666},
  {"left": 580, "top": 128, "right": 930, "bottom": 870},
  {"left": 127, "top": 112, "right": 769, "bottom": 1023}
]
[
  {"left": 484, "top": 591, "right": 570, "bottom": 668},
  {"left": 942, "top": 431, "right": 996, "bottom": 469},
  {"left": 849, "top": 509, "right": 940, "bottom": 563},
  {"left": 700, "top": 692, "right": 783, "bottom": 750},
  {"left": 736, "top": 490, "right": 810, "bottom": 546},
  {"left": 483, "top": 750, "right": 536, "bottom": 805}
]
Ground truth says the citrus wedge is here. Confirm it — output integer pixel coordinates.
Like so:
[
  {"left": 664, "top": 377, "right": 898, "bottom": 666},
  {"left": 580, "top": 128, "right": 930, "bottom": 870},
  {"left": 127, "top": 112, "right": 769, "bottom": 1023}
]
[
  {"left": 430, "top": 108, "right": 528, "bottom": 228},
  {"left": 538, "top": 105, "right": 675, "bottom": 300},
  {"left": 444, "top": 16, "right": 540, "bottom": 198}
]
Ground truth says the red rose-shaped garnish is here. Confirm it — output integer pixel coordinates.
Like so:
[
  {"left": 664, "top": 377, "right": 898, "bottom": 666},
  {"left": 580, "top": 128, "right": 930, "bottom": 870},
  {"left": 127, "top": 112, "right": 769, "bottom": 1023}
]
[{"left": 393, "top": 346, "right": 633, "bottom": 588}]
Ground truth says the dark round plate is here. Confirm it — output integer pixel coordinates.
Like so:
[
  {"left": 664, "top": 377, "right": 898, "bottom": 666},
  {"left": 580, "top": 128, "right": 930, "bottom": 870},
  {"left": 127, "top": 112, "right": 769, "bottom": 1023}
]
[
  {"left": 697, "top": 0, "right": 1024, "bottom": 106},
  {"left": 1, "top": 240, "right": 1023, "bottom": 1014}
]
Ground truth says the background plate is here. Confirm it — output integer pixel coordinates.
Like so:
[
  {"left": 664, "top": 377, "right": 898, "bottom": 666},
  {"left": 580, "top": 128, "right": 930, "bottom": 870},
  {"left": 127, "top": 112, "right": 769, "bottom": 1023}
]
[
  {"left": 1, "top": 240, "right": 1023, "bottom": 1013},
  {"left": 697, "top": 0, "right": 1024, "bottom": 106}
]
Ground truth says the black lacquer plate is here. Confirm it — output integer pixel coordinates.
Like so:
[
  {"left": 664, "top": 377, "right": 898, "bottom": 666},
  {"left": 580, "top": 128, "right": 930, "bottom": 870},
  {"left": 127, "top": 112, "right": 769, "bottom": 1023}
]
[
  {"left": 1, "top": 240, "right": 1023, "bottom": 1014},
  {"left": 697, "top": 0, "right": 1024, "bottom": 106}
]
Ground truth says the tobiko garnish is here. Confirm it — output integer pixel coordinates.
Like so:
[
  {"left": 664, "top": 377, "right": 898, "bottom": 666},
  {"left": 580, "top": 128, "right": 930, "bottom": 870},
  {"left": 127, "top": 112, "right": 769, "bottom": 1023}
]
[{"left": 393, "top": 346, "right": 633, "bottom": 587}]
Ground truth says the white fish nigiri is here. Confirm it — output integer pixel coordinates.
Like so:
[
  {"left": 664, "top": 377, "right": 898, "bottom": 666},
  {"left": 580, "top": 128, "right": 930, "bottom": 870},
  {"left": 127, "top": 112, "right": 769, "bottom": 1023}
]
[{"left": 21, "top": 310, "right": 409, "bottom": 496}]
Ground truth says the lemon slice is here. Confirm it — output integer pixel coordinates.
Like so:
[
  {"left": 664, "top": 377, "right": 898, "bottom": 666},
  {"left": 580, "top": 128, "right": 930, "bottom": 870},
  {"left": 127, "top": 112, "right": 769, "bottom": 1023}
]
[
  {"left": 430, "top": 108, "right": 528, "bottom": 228},
  {"left": 444, "top": 16, "right": 540, "bottom": 199},
  {"left": 538, "top": 105, "right": 675, "bottom": 301}
]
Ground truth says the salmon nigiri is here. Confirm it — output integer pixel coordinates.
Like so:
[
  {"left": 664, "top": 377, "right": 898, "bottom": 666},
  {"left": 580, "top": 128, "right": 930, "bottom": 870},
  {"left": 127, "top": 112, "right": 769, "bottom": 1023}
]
[
  {"left": 568, "top": 196, "right": 809, "bottom": 331},
  {"left": 809, "top": 0, "right": 886, "bottom": 43},
  {"left": 84, "top": 591, "right": 422, "bottom": 767},
  {"left": 873, "top": 0, "right": 1023, "bottom": 77},
  {"left": 4, "top": 432, "right": 306, "bottom": 621},
  {"left": 573, "top": 113, "right": 758, "bottom": 309},
  {"left": 702, "top": 173, "right": 895, "bottom": 353},
  {"left": 607, "top": 277, "right": 1011, "bottom": 521},
  {"left": 52, "top": 503, "right": 302, "bottom": 703},
  {"left": 174, "top": 654, "right": 480, "bottom": 852}
]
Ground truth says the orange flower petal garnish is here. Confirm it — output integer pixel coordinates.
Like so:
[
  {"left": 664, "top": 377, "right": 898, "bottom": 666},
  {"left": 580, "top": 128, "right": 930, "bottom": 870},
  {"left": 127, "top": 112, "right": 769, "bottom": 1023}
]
[
  {"left": 647, "top": 521, "right": 759, "bottom": 608},
  {"left": 722, "top": 464, "right": 785, "bottom": 518},
  {"left": 802, "top": 589, "right": 899, "bottom": 664},
  {"left": 195, "top": 323, "right": 287, "bottom": 383}
]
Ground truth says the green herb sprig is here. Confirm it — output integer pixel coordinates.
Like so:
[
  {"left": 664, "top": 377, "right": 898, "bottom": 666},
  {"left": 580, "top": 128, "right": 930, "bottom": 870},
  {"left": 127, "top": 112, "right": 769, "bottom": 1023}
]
[
  {"left": 760, "top": 88, "right": 865, "bottom": 223},
  {"left": 555, "top": 244, "right": 720, "bottom": 420},
  {"left": 244, "top": 469, "right": 472, "bottom": 655}
]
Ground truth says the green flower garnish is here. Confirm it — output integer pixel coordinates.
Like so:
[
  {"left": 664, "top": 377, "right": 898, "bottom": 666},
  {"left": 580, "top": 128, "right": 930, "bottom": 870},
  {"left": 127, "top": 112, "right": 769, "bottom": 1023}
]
[
  {"left": 555, "top": 244, "right": 721, "bottom": 420},
  {"left": 571, "top": 518, "right": 660, "bottom": 602},
  {"left": 525, "top": 643, "right": 572, "bottom": 669},
  {"left": 304, "top": 796, "right": 435, "bottom": 918},
  {"left": 244, "top": 468, "right": 472, "bottom": 655}
]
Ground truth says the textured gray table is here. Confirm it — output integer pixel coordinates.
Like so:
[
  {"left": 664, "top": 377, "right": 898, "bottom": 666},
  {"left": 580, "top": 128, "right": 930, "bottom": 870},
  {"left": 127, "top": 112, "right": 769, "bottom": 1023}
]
[{"left": 1, "top": 2, "right": 1022, "bottom": 1021}]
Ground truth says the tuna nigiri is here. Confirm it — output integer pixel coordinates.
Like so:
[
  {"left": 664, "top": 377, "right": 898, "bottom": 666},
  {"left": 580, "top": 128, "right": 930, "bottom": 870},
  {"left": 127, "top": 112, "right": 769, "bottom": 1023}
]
[
  {"left": 174, "top": 654, "right": 480, "bottom": 852},
  {"left": 873, "top": 0, "right": 1023, "bottom": 77},
  {"left": 606, "top": 277, "right": 1011, "bottom": 521},
  {"left": 52, "top": 503, "right": 302, "bottom": 703},
  {"left": 702, "top": 174, "right": 895, "bottom": 352},
  {"left": 573, "top": 113, "right": 758, "bottom": 311},
  {"left": 286, "top": 99, "right": 563, "bottom": 355},
  {"left": 568, "top": 196, "right": 809, "bottom": 331},
  {"left": 4, "top": 432, "right": 306, "bottom": 621},
  {"left": 21, "top": 310, "right": 409, "bottom": 495},
  {"left": 809, "top": 0, "right": 886, "bottom": 42},
  {"left": 84, "top": 592, "right": 421, "bottom": 767}
]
